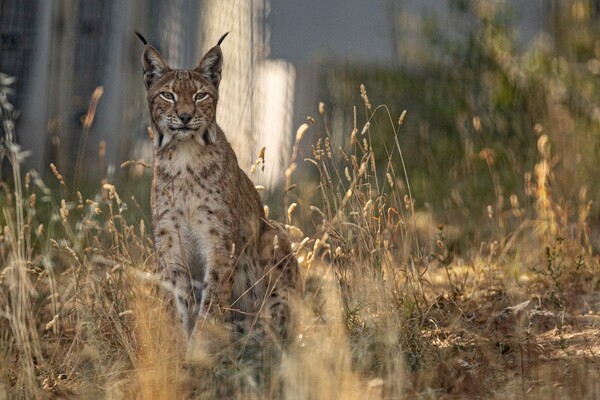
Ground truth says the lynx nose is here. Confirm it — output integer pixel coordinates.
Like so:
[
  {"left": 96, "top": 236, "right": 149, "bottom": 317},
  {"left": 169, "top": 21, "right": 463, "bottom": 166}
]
[{"left": 179, "top": 113, "right": 192, "bottom": 125}]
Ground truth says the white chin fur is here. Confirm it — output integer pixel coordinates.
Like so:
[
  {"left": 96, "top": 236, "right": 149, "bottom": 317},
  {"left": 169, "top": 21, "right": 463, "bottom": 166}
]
[
  {"left": 155, "top": 124, "right": 215, "bottom": 148},
  {"left": 175, "top": 130, "right": 195, "bottom": 141},
  {"left": 155, "top": 129, "right": 197, "bottom": 149}
]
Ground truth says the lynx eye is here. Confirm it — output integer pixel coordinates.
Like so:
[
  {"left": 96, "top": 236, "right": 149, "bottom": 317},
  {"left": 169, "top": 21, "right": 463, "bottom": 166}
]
[
  {"left": 159, "top": 91, "right": 175, "bottom": 101},
  {"left": 195, "top": 93, "right": 209, "bottom": 102}
]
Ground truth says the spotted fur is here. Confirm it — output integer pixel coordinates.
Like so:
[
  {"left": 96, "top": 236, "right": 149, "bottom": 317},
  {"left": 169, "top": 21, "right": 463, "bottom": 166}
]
[{"left": 140, "top": 35, "right": 301, "bottom": 344}]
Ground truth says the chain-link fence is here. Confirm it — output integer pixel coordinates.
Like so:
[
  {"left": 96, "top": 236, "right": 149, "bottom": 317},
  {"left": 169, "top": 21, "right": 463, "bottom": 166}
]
[{"left": 0, "top": 0, "right": 294, "bottom": 187}]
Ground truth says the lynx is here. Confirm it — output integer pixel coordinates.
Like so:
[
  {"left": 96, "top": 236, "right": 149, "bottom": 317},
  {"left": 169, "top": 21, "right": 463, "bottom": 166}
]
[{"left": 137, "top": 32, "right": 301, "bottom": 346}]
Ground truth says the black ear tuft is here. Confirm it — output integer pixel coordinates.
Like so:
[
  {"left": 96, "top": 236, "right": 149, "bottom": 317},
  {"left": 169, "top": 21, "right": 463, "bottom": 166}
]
[
  {"left": 196, "top": 35, "right": 227, "bottom": 89},
  {"left": 136, "top": 31, "right": 170, "bottom": 89},
  {"left": 217, "top": 32, "right": 229, "bottom": 46},
  {"left": 135, "top": 31, "right": 148, "bottom": 46}
]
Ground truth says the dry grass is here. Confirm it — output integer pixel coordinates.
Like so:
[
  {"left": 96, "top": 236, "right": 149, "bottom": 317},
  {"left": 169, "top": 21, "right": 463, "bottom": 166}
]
[{"left": 2, "top": 74, "right": 600, "bottom": 399}]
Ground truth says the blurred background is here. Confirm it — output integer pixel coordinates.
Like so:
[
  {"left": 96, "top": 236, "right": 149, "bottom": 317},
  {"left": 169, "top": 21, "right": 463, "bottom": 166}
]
[{"left": 2, "top": 0, "right": 600, "bottom": 245}]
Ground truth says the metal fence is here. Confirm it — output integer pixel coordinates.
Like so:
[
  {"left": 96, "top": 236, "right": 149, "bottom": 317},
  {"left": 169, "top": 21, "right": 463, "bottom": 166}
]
[{"left": 0, "top": 0, "right": 295, "bottom": 187}]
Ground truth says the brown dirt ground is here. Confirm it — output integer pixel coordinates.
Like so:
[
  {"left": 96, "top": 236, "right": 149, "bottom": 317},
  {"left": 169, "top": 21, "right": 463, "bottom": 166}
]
[{"left": 410, "top": 265, "right": 600, "bottom": 399}]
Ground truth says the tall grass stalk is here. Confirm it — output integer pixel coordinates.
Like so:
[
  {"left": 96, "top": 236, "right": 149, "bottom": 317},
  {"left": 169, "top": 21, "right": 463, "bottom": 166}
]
[{"left": 0, "top": 73, "right": 43, "bottom": 398}]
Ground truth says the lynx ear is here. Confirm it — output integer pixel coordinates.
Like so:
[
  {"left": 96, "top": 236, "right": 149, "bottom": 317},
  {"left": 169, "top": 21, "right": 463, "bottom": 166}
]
[
  {"left": 142, "top": 45, "right": 170, "bottom": 89},
  {"left": 196, "top": 32, "right": 229, "bottom": 89}
]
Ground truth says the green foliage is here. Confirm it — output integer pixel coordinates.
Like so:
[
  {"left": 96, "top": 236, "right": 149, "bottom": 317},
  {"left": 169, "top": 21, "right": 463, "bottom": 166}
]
[{"left": 316, "top": 1, "right": 600, "bottom": 247}]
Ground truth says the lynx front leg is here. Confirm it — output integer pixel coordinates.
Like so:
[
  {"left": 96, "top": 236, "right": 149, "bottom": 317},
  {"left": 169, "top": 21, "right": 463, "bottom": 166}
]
[
  {"left": 199, "top": 242, "right": 236, "bottom": 324},
  {"left": 155, "top": 224, "right": 201, "bottom": 338},
  {"left": 170, "top": 268, "right": 199, "bottom": 338},
  {"left": 200, "top": 261, "right": 233, "bottom": 321},
  {"left": 258, "top": 221, "right": 302, "bottom": 345}
]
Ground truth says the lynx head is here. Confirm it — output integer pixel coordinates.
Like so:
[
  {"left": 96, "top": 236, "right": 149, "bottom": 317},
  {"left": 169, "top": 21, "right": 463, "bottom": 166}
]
[{"left": 138, "top": 32, "right": 228, "bottom": 148}]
